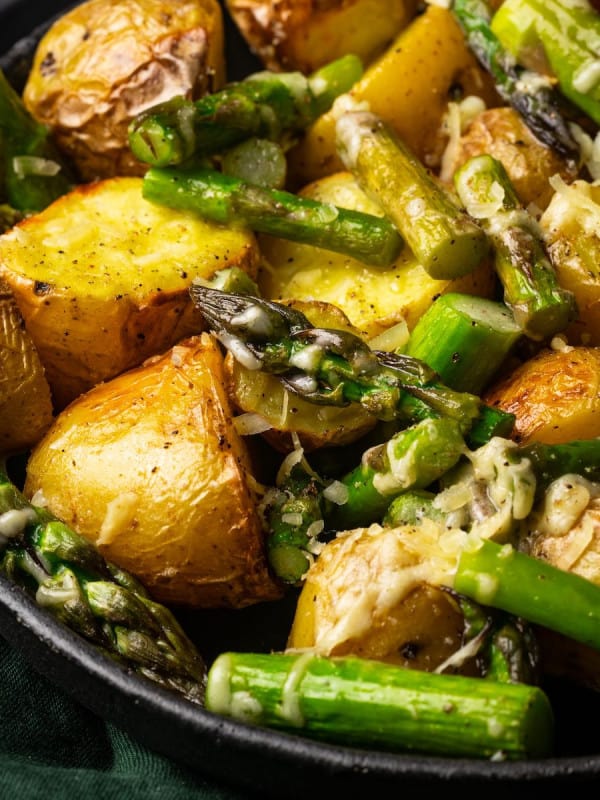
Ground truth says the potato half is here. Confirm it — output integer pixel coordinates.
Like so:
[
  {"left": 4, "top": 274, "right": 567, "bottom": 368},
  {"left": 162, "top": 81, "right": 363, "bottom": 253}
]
[
  {"left": 24, "top": 333, "right": 283, "bottom": 609},
  {"left": 259, "top": 171, "right": 496, "bottom": 338},
  {"left": 0, "top": 280, "right": 53, "bottom": 454},
  {"left": 23, "top": 0, "right": 225, "bottom": 181},
  {"left": 225, "top": 0, "right": 418, "bottom": 73},
  {"left": 0, "top": 176, "right": 258, "bottom": 409},
  {"left": 484, "top": 346, "right": 600, "bottom": 444}
]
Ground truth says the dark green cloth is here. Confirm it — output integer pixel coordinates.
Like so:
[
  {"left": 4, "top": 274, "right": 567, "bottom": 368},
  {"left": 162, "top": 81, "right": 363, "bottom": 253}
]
[{"left": 0, "top": 634, "right": 252, "bottom": 799}]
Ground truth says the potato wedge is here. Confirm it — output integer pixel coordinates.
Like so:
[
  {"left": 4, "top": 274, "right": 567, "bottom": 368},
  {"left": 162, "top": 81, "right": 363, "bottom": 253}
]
[
  {"left": 23, "top": 0, "right": 225, "bottom": 181},
  {"left": 483, "top": 346, "right": 600, "bottom": 444},
  {"left": 225, "top": 0, "right": 418, "bottom": 73},
  {"left": 258, "top": 171, "right": 496, "bottom": 338},
  {"left": 287, "top": 521, "right": 475, "bottom": 673},
  {"left": 0, "top": 280, "right": 53, "bottom": 454},
  {"left": 24, "top": 333, "right": 282, "bottom": 609},
  {"left": 0, "top": 176, "right": 259, "bottom": 410},
  {"left": 287, "top": 4, "right": 499, "bottom": 188}
]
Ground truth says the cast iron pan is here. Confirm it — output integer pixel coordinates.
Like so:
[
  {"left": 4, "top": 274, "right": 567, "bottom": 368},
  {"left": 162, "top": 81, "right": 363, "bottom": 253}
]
[{"left": 1, "top": 2, "right": 600, "bottom": 796}]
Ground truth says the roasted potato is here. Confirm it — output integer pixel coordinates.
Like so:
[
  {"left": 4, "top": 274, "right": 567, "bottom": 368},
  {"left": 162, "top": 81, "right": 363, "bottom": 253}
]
[
  {"left": 287, "top": 521, "right": 475, "bottom": 673},
  {"left": 443, "top": 106, "right": 576, "bottom": 210},
  {"left": 484, "top": 345, "right": 600, "bottom": 444},
  {"left": 24, "top": 332, "right": 283, "bottom": 609},
  {"left": 225, "top": 0, "right": 418, "bottom": 74},
  {"left": 23, "top": 0, "right": 225, "bottom": 181},
  {"left": 541, "top": 179, "right": 600, "bottom": 345},
  {"left": 0, "top": 280, "right": 53, "bottom": 454},
  {"left": 0, "top": 176, "right": 259, "bottom": 410},
  {"left": 287, "top": 4, "right": 499, "bottom": 188},
  {"left": 259, "top": 171, "right": 496, "bottom": 338}
]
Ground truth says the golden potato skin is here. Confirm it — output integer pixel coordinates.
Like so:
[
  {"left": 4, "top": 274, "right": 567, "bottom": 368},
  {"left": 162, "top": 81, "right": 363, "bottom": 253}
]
[
  {"left": 23, "top": 0, "right": 225, "bottom": 181},
  {"left": 287, "top": 4, "right": 499, "bottom": 188},
  {"left": 0, "top": 281, "right": 53, "bottom": 454},
  {"left": 446, "top": 107, "right": 576, "bottom": 210},
  {"left": 24, "top": 333, "right": 282, "bottom": 609},
  {"left": 484, "top": 346, "right": 600, "bottom": 444},
  {"left": 259, "top": 171, "right": 496, "bottom": 337},
  {"left": 226, "top": 0, "right": 418, "bottom": 73},
  {"left": 0, "top": 176, "right": 259, "bottom": 409}
]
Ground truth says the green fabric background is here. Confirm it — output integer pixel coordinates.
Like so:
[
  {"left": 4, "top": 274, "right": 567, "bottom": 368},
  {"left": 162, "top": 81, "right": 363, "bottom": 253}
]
[{"left": 0, "top": 634, "right": 252, "bottom": 799}]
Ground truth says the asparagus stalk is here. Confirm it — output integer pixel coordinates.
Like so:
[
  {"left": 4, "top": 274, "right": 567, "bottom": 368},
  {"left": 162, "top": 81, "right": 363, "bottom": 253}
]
[
  {"left": 128, "top": 55, "right": 363, "bottom": 167},
  {"left": 454, "top": 154, "right": 577, "bottom": 340},
  {"left": 0, "top": 69, "right": 72, "bottom": 213},
  {"left": 491, "top": 0, "right": 600, "bottom": 127},
  {"left": 143, "top": 166, "right": 403, "bottom": 268},
  {"left": 404, "top": 293, "right": 522, "bottom": 393},
  {"left": 0, "top": 472, "right": 206, "bottom": 704},
  {"left": 335, "top": 109, "right": 490, "bottom": 279},
  {"left": 189, "top": 285, "right": 515, "bottom": 445},
  {"left": 520, "top": 439, "right": 600, "bottom": 491},
  {"left": 454, "top": 537, "right": 600, "bottom": 652},
  {"left": 329, "top": 417, "right": 466, "bottom": 529},
  {"left": 451, "top": 0, "right": 580, "bottom": 162},
  {"left": 205, "top": 651, "right": 554, "bottom": 759}
]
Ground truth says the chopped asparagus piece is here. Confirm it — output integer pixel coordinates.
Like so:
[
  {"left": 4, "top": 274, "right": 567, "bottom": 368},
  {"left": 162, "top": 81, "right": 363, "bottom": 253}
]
[
  {"left": 335, "top": 108, "right": 490, "bottom": 279},
  {"left": 206, "top": 651, "right": 554, "bottom": 759},
  {"left": 454, "top": 154, "right": 577, "bottom": 339}
]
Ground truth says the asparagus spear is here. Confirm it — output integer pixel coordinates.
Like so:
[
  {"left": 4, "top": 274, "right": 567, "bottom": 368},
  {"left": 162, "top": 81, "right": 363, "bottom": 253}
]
[
  {"left": 491, "top": 0, "right": 600, "bottom": 126},
  {"left": 404, "top": 293, "right": 522, "bottom": 393},
  {"left": 205, "top": 651, "right": 554, "bottom": 759},
  {"left": 0, "top": 69, "right": 72, "bottom": 213},
  {"left": 454, "top": 155, "right": 577, "bottom": 340},
  {"left": 335, "top": 109, "right": 490, "bottom": 279},
  {"left": 451, "top": 0, "right": 580, "bottom": 163},
  {"left": 142, "top": 165, "right": 403, "bottom": 268},
  {"left": 0, "top": 472, "right": 206, "bottom": 704},
  {"left": 128, "top": 55, "right": 363, "bottom": 167},
  {"left": 189, "top": 285, "right": 515, "bottom": 445}
]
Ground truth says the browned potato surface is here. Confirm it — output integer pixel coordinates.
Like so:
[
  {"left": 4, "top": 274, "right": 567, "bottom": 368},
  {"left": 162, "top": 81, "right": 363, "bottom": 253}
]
[
  {"left": 24, "top": 333, "right": 283, "bottom": 609},
  {"left": 484, "top": 346, "right": 600, "bottom": 444},
  {"left": 23, "top": 0, "right": 225, "bottom": 181},
  {"left": 0, "top": 176, "right": 259, "bottom": 410},
  {"left": 445, "top": 107, "right": 576, "bottom": 209},
  {"left": 225, "top": 0, "right": 418, "bottom": 73},
  {"left": 0, "top": 280, "right": 53, "bottom": 454}
]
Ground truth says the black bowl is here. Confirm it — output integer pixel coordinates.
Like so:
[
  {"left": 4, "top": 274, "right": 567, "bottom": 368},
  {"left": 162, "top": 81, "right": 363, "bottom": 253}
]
[{"left": 1, "top": 2, "right": 600, "bottom": 796}]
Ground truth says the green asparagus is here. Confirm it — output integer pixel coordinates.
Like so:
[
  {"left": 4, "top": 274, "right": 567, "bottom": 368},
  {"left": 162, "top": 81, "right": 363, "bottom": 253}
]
[
  {"left": 491, "top": 0, "right": 600, "bottom": 126},
  {"left": 143, "top": 165, "right": 403, "bottom": 268},
  {"left": 451, "top": 0, "right": 580, "bottom": 162},
  {"left": 0, "top": 471, "right": 206, "bottom": 704},
  {"left": 128, "top": 55, "right": 363, "bottom": 167},
  {"left": 189, "top": 285, "right": 515, "bottom": 445},
  {"left": 205, "top": 651, "right": 554, "bottom": 759},
  {"left": 404, "top": 293, "right": 522, "bottom": 393},
  {"left": 0, "top": 69, "right": 72, "bottom": 213},
  {"left": 335, "top": 108, "right": 490, "bottom": 279},
  {"left": 454, "top": 155, "right": 577, "bottom": 339}
]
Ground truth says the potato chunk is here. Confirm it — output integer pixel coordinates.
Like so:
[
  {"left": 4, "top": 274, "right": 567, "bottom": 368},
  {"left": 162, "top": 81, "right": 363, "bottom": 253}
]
[
  {"left": 0, "top": 176, "right": 258, "bottom": 409},
  {"left": 24, "top": 333, "right": 282, "bottom": 609},
  {"left": 225, "top": 0, "right": 418, "bottom": 73},
  {"left": 0, "top": 280, "right": 53, "bottom": 454},
  {"left": 259, "top": 171, "right": 495, "bottom": 338},
  {"left": 484, "top": 346, "right": 600, "bottom": 444},
  {"left": 23, "top": 0, "right": 225, "bottom": 181}
]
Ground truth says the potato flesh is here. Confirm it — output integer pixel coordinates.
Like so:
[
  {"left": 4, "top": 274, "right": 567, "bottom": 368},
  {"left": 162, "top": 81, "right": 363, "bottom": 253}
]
[
  {"left": 287, "top": 4, "right": 499, "bottom": 188},
  {"left": 0, "top": 281, "right": 53, "bottom": 454},
  {"left": 484, "top": 346, "right": 600, "bottom": 444},
  {"left": 23, "top": 0, "right": 225, "bottom": 181},
  {"left": 226, "top": 0, "right": 418, "bottom": 73},
  {"left": 24, "top": 333, "right": 282, "bottom": 609},
  {"left": 0, "top": 176, "right": 258, "bottom": 409},
  {"left": 259, "top": 171, "right": 495, "bottom": 338}
]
